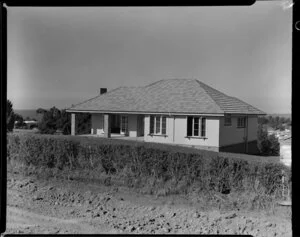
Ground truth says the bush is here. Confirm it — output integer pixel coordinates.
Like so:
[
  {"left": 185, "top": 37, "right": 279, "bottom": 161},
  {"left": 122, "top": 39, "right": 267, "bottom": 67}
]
[
  {"left": 257, "top": 125, "right": 280, "bottom": 156},
  {"left": 7, "top": 100, "right": 15, "bottom": 132},
  {"left": 7, "top": 133, "right": 290, "bottom": 201}
]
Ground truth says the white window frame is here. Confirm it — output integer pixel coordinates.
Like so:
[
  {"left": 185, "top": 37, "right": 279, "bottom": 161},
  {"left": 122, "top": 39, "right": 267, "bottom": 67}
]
[
  {"left": 187, "top": 116, "right": 206, "bottom": 138},
  {"left": 150, "top": 115, "right": 167, "bottom": 135},
  {"left": 237, "top": 117, "right": 246, "bottom": 128},
  {"left": 224, "top": 114, "right": 232, "bottom": 126}
]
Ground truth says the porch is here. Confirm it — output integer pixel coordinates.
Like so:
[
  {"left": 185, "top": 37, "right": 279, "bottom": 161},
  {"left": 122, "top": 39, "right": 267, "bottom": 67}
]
[{"left": 71, "top": 113, "right": 145, "bottom": 139}]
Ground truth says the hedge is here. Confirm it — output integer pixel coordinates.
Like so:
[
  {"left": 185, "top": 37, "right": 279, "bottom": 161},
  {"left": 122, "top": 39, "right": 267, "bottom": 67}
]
[{"left": 7, "top": 133, "right": 291, "bottom": 199}]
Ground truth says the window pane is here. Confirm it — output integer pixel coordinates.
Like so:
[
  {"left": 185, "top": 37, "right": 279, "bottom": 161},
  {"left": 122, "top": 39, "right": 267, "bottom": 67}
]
[
  {"left": 193, "top": 118, "right": 199, "bottom": 136},
  {"left": 155, "top": 116, "right": 161, "bottom": 134},
  {"left": 150, "top": 116, "right": 154, "bottom": 134},
  {"left": 121, "top": 116, "right": 128, "bottom": 133},
  {"left": 201, "top": 118, "right": 206, "bottom": 137},
  {"left": 237, "top": 117, "right": 245, "bottom": 128},
  {"left": 224, "top": 114, "right": 231, "bottom": 126},
  {"left": 162, "top": 116, "right": 166, "bottom": 135},
  {"left": 187, "top": 117, "right": 193, "bottom": 136}
]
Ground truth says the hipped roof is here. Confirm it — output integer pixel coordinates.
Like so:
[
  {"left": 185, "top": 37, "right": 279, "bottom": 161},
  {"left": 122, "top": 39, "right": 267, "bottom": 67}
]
[{"left": 67, "top": 79, "right": 266, "bottom": 115}]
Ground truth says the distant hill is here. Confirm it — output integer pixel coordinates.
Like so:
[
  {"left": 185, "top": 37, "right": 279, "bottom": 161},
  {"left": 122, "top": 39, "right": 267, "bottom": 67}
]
[{"left": 15, "top": 109, "right": 38, "bottom": 120}]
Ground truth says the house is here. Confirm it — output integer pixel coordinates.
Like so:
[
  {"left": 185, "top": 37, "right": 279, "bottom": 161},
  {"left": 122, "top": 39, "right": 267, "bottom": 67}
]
[
  {"left": 66, "top": 79, "right": 266, "bottom": 154},
  {"left": 15, "top": 120, "right": 38, "bottom": 129}
]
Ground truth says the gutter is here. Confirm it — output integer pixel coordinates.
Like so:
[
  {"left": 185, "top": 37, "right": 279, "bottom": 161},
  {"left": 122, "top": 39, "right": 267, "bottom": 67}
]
[{"left": 65, "top": 110, "right": 225, "bottom": 117}]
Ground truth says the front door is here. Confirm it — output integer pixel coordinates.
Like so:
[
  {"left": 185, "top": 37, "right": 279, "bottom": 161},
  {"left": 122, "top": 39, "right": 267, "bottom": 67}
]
[
  {"left": 110, "top": 114, "right": 120, "bottom": 133},
  {"left": 120, "top": 115, "right": 128, "bottom": 135}
]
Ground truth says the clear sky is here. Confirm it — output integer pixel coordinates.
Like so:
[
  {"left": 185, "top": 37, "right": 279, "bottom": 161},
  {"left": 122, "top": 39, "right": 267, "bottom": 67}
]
[{"left": 7, "top": 2, "right": 292, "bottom": 114}]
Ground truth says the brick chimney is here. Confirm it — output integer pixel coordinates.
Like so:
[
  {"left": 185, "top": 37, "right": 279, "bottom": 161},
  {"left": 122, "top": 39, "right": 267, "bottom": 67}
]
[{"left": 100, "top": 88, "right": 107, "bottom": 95}]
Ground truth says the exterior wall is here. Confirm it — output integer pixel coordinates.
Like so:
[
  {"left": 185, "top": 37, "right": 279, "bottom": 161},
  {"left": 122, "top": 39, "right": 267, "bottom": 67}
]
[
  {"left": 144, "top": 115, "right": 220, "bottom": 148},
  {"left": 219, "top": 140, "right": 259, "bottom": 155},
  {"left": 219, "top": 115, "right": 258, "bottom": 147},
  {"left": 128, "top": 114, "right": 138, "bottom": 137},
  {"left": 91, "top": 114, "right": 104, "bottom": 135},
  {"left": 247, "top": 116, "right": 258, "bottom": 141}
]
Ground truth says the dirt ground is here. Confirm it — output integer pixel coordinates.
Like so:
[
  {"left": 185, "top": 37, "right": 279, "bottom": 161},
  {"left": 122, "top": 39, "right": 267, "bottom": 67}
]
[{"left": 4, "top": 170, "right": 292, "bottom": 236}]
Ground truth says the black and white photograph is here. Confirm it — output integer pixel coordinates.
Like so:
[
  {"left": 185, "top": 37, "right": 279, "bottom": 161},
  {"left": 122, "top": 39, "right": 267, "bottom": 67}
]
[{"left": 5, "top": 2, "right": 292, "bottom": 236}]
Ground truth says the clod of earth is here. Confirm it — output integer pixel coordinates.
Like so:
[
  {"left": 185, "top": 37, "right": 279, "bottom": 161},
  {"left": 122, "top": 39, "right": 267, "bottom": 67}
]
[{"left": 225, "top": 213, "right": 237, "bottom": 219}]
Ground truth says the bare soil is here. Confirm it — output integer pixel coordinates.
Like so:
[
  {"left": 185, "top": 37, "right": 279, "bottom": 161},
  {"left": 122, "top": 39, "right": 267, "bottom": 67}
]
[{"left": 5, "top": 170, "right": 292, "bottom": 236}]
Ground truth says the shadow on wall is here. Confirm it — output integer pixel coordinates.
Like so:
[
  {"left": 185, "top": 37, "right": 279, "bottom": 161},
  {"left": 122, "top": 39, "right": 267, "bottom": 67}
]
[{"left": 219, "top": 140, "right": 260, "bottom": 155}]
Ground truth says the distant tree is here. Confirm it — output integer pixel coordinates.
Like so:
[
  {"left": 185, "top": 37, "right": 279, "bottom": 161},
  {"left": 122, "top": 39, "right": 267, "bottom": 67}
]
[
  {"left": 37, "top": 107, "right": 90, "bottom": 135},
  {"left": 257, "top": 125, "right": 280, "bottom": 156},
  {"left": 36, "top": 108, "right": 47, "bottom": 114},
  {"left": 258, "top": 116, "right": 269, "bottom": 125},
  {"left": 76, "top": 113, "right": 91, "bottom": 135},
  {"left": 286, "top": 118, "right": 291, "bottom": 126},
  {"left": 56, "top": 109, "right": 71, "bottom": 135},
  {"left": 7, "top": 100, "right": 15, "bottom": 132},
  {"left": 14, "top": 113, "right": 25, "bottom": 129},
  {"left": 38, "top": 107, "right": 60, "bottom": 134}
]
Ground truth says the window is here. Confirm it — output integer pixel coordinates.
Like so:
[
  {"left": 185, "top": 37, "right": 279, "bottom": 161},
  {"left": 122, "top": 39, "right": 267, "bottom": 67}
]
[
  {"left": 150, "top": 116, "right": 154, "bottom": 134},
  {"left": 155, "top": 116, "right": 161, "bottom": 134},
  {"left": 162, "top": 117, "right": 166, "bottom": 135},
  {"left": 237, "top": 117, "right": 246, "bottom": 128},
  {"left": 201, "top": 118, "right": 206, "bottom": 137},
  {"left": 187, "top": 116, "right": 206, "bottom": 137},
  {"left": 224, "top": 114, "right": 232, "bottom": 126},
  {"left": 150, "top": 115, "right": 167, "bottom": 135},
  {"left": 121, "top": 115, "right": 128, "bottom": 134}
]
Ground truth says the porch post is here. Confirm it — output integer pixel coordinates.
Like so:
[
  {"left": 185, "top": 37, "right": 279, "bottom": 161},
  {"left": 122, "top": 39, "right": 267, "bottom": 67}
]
[
  {"left": 71, "top": 113, "right": 76, "bottom": 135},
  {"left": 104, "top": 114, "right": 111, "bottom": 138}
]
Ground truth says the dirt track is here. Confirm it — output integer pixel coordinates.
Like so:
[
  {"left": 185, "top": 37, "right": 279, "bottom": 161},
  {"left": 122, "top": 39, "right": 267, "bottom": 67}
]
[{"left": 5, "top": 170, "right": 292, "bottom": 236}]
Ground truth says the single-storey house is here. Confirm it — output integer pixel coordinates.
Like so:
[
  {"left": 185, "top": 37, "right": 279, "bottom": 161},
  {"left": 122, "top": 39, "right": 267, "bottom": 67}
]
[{"left": 66, "top": 79, "right": 266, "bottom": 154}]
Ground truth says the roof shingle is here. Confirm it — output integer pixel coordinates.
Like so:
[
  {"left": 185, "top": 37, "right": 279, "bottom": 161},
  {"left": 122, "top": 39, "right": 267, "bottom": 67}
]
[{"left": 67, "top": 79, "right": 266, "bottom": 115}]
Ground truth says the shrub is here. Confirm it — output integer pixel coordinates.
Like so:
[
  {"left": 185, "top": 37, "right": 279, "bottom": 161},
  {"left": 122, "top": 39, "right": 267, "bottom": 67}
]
[
  {"left": 7, "top": 100, "right": 15, "bottom": 132},
  {"left": 7, "top": 133, "right": 290, "bottom": 202},
  {"left": 257, "top": 125, "right": 280, "bottom": 156}
]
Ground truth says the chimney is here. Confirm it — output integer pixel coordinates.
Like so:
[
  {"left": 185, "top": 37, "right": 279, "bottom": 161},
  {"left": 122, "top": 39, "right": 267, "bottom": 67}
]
[{"left": 100, "top": 88, "right": 107, "bottom": 95}]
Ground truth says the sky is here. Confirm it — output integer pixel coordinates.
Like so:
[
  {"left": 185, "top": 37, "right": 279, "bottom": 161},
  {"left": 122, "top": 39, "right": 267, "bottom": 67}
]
[{"left": 7, "top": 2, "right": 292, "bottom": 114}]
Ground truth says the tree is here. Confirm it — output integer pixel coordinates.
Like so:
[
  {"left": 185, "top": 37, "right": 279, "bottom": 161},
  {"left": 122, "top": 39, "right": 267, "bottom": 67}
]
[
  {"left": 56, "top": 109, "right": 71, "bottom": 135},
  {"left": 257, "top": 125, "right": 280, "bottom": 156},
  {"left": 258, "top": 116, "right": 269, "bottom": 125},
  {"left": 36, "top": 108, "right": 47, "bottom": 114},
  {"left": 38, "top": 107, "right": 60, "bottom": 134},
  {"left": 7, "top": 100, "right": 15, "bottom": 132},
  {"left": 14, "top": 113, "right": 25, "bottom": 129},
  {"left": 36, "top": 107, "right": 90, "bottom": 135}
]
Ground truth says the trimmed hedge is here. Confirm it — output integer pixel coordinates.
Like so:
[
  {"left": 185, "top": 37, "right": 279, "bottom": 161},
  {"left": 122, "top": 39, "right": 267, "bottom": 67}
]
[{"left": 7, "top": 133, "right": 291, "bottom": 199}]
